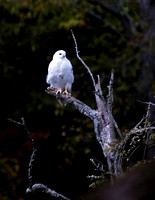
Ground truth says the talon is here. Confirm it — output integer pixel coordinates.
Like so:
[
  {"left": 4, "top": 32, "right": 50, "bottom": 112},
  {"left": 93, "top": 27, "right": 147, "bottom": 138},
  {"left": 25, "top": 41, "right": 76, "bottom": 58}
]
[
  {"left": 63, "top": 90, "right": 71, "bottom": 95},
  {"left": 56, "top": 89, "right": 62, "bottom": 94}
]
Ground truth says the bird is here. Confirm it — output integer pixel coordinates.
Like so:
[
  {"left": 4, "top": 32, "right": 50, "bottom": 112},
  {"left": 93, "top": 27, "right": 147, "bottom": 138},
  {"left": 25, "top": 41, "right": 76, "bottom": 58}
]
[{"left": 46, "top": 50, "right": 74, "bottom": 95}]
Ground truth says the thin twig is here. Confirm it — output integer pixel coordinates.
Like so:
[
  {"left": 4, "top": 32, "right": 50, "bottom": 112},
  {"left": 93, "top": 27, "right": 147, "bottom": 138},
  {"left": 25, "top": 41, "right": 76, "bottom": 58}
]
[
  {"left": 8, "top": 118, "right": 24, "bottom": 126},
  {"left": 137, "top": 100, "right": 155, "bottom": 106},
  {"left": 28, "top": 148, "right": 37, "bottom": 188},
  {"left": 140, "top": 126, "right": 155, "bottom": 131},
  {"left": 127, "top": 144, "right": 142, "bottom": 162},
  {"left": 138, "top": 100, "right": 153, "bottom": 126},
  {"left": 71, "top": 29, "right": 96, "bottom": 89},
  {"left": 8, "top": 117, "right": 36, "bottom": 189},
  {"left": 134, "top": 116, "right": 146, "bottom": 129},
  {"left": 8, "top": 117, "right": 33, "bottom": 143},
  {"left": 21, "top": 117, "right": 31, "bottom": 139}
]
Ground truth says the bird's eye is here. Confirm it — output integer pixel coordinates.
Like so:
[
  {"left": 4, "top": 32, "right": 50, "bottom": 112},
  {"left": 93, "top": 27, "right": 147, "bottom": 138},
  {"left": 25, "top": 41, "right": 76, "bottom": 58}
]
[{"left": 59, "top": 53, "right": 62, "bottom": 55}]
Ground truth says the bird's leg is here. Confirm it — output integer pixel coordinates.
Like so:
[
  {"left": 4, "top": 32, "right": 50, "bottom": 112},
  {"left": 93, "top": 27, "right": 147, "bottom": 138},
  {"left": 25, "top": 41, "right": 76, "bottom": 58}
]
[
  {"left": 56, "top": 89, "right": 62, "bottom": 94},
  {"left": 63, "top": 90, "right": 71, "bottom": 95}
]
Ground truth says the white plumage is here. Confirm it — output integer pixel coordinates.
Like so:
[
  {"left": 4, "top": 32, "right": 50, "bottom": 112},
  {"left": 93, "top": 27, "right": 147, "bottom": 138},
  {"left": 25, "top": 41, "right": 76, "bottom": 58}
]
[{"left": 46, "top": 50, "right": 74, "bottom": 94}]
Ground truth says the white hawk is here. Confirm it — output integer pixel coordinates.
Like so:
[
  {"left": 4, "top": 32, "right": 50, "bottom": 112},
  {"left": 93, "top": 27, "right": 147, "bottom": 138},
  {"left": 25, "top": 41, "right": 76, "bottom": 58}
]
[{"left": 46, "top": 50, "right": 74, "bottom": 94}]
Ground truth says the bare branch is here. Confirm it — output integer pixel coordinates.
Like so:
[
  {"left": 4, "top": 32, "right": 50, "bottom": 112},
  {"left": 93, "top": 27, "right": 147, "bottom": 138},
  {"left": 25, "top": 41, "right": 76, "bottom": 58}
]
[
  {"left": 145, "top": 102, "right": 152, "bottom": 124},
  {"left": 28, "top": 148, "right": 37, "bottom": 189},
  {"left": 95, "top": 75, "right": 107, "bottom": 113},
  {"left": 137, "top": 100, "right": 155, "bottom": 106},
  {"left": 45, "top": 88, "right": 97, "bottom": 120},
  {"left": 127, "top": 144, "right": 142, "bottom": 162},
  {"left": 106, "top": 70, "right": 123, "bottom": 139},
  {"left": 134, "top": 116, "right": 146, "bottom": 129},
  {"left": 107, "top": 69, "right": 114, "bottom": 113},
  {"left": 8, "top": 118, "right": 24, "bottom": 126},
  {"left": 138, "top": 100, "right": 154, "bottom": 125},
  {"left": 8, "top": 117, "right": 32, "bottom": 142},
  {"left": 131, "top": 126, "right": 155, "bottom": 135},
  {"left": 26, "top": 183, "right": 70, "bottom": 200},
  {"left": 21, "top": 117, "right": 31, "bottom": 139},
  {"left": 71, "top": 29, "right": 96, "bottom": 89},
  {"left": 112, "top": 116, "right": 123, "bottom": 139}
]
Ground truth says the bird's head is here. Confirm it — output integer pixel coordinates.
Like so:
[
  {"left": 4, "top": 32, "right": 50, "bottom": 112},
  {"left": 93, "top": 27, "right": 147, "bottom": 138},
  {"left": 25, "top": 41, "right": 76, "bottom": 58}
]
[{"left": 53, "top": 50, "right": 66, "bottom": 60}]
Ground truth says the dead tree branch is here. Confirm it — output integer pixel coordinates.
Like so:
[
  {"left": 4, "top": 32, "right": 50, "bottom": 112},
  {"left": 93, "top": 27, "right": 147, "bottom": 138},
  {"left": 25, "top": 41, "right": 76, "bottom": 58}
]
[
  {"left": 46, "top": 88, "right": 97, "bottom": 120},
  {"left": 22, "top": 118, "right": 71, "bottom": 200},
  {"left": 107, "top": 69, "right": 114, "bottom": 113},
  {"left": 46, "top": 32, "right": 124, "bottom": 178},
  {"left": 114, "top": 102, "right": 155, "bottom": 175},
  {"left": 28, "top": 148, "right": 37, "bottom": 189},
  {"left": 71, "top": 30, "right": 96, "bottom": 89},
  {"left": 107, "top": 70, "right": 123, "bottom": 139},
  {"left": 26, "top": 183, "right": 70, "bottom": 200},
  {"left": 137, "top": 100, "right": 155, "bottom": 107},
  {"left": 8, "top": 118, "right": 38, "bottom": 192}
]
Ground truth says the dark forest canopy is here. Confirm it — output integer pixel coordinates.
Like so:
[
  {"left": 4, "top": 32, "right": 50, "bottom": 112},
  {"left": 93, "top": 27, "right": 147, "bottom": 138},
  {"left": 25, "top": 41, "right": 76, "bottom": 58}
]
[{"left": 0, "top": 0, "right": 155, "bottom": 199}]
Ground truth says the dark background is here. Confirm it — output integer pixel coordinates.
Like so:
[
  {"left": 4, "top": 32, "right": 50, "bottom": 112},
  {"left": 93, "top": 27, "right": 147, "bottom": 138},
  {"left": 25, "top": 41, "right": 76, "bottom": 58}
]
[{"left": 0, "top": 0, "right": 155, "bottom": 199}]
